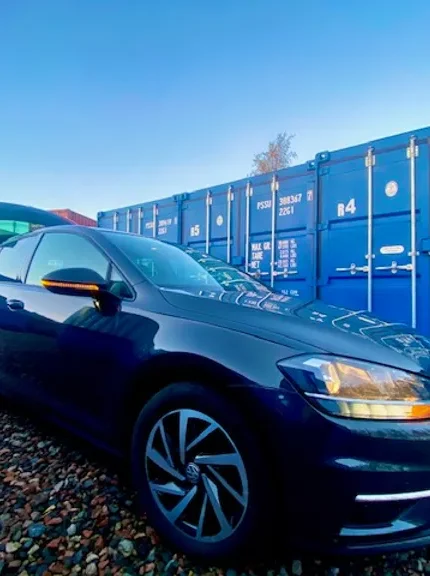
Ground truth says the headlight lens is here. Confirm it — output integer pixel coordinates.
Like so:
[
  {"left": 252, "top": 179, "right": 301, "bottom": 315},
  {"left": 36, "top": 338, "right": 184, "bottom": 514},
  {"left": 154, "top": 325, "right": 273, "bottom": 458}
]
[{"left": 278, "top": 355, "right": 430, "bottom": 420}]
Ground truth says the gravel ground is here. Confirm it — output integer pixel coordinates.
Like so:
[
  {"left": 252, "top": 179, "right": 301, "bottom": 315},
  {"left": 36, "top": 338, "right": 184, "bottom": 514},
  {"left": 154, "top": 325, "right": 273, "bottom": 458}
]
[{"left": 0, "top": 407, "right": 428, "bottom": 576}]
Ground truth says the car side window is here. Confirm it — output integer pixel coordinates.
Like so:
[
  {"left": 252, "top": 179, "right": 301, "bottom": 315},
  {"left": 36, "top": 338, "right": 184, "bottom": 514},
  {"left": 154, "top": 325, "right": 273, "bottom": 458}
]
[
  {"left": 109, "top": 266, "right": 133, "bottom": 299},
  {"left": 26, "top": 233, "right": 110, "bottom": 287},
  {"left": 0, "top": 234, "right": 40, "bottom": 283}
]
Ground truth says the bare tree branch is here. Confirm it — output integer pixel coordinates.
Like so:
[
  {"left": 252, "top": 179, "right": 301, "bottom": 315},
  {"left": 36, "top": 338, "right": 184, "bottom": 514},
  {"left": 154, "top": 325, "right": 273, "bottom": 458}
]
[{"left": 250, "top": 132, "right": 297, "bottom": 176}]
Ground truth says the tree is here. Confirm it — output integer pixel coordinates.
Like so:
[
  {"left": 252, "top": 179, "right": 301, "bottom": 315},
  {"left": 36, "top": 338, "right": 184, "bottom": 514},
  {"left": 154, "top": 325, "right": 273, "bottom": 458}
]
[{"left": 250, "top": 132, "right": 297, "bottom": 176}]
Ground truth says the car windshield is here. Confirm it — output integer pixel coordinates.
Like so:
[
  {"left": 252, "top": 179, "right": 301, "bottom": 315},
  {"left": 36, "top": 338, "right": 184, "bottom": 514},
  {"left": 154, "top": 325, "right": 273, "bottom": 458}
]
[{"left": 102, "top": 230, "right": 270, "bottom": 294}]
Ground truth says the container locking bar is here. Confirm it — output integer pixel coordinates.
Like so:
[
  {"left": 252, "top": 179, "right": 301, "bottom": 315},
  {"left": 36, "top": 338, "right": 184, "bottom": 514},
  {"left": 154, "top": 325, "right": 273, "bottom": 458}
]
[
  {"left": 126, "top": 209, "right": 132, "bottom": 233},
  {"left": 270, "top": 175, "right": 279, "bottom": 288},
  {"left": 365, "top": 147, "right": 375, "bottom": 312},
  {"left": 152, "top": 204, "right": 157, "bottom": 238},
  {"left": 138, "top": 208, "right": 143, "bottom": 235},
  {"left": 226, "top": 186, "right": 234, "bottom": 263},
  {"left": 407, "top": 136, "right": 419, "bottom": 329},
  {"left": 245, "top": 182, "right": 252, "bottom": 273},
  {"left": 113, "top": 211, "right": 119, "bottom": 231},
  {"left": 206, "top": 191, "right": 212, "bottom": 253}
]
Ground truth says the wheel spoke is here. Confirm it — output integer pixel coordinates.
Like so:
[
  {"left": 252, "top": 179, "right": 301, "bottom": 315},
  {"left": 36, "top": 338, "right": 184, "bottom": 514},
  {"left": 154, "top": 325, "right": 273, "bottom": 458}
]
[
  {"left": 196, "top": 493, "right": 208, "bottom": 539},
  {"left": 195, "top": 452, "right": 241, "bottom": 467},
  {"left": 147, "top": 447, "right": 185, "bottom": 481},
  {"left": 202, "top": 474, "right": 231, "bottom": 536},
  {"left": 207, "top": 465, "right": 246, "bottom": 506},
  {"left": 150, "top": 481, "right": 186, "bottom": 497},
  {"left": 158, "top": 420, "right": 174, "bottom": 467},
  {"left": 186, "top": 422, "right": 218, "bottom": 452},
  {"left": 166, "top": 485, "right": 198, "bottom": 523},
  {"left": 179, "top": 410, "right": 189, "bottom": 465}
]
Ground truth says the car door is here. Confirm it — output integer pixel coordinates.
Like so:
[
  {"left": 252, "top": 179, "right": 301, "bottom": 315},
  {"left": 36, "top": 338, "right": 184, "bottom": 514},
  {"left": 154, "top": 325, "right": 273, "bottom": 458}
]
[
  {"left": 12, "top": 230, "right": 137, "bottom": 441},
  {"left": 0, "top": 232, "right": 43, "bottom": 401}
]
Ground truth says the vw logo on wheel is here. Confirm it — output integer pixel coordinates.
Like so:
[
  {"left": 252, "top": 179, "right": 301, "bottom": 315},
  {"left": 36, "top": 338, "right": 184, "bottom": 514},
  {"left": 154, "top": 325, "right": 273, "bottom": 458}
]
[{"left": 185, "top": 462, "right": 201, "bottom": 484}]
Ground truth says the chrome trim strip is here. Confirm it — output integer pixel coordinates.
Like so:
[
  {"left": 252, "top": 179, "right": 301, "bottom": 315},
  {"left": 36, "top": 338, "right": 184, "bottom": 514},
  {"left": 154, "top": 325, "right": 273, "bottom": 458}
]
[
  {"left": 356, "top": 489, "right": 430, "bottom": 503},
  {"left": 341, "top": 519, "right": 416, "bottom": 537}
]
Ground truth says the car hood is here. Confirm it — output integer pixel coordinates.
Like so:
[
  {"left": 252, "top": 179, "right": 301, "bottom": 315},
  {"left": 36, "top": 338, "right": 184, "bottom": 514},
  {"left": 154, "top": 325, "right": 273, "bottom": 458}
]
[{"left": 160, "top": 287, "right": 430, "bottom": 376}]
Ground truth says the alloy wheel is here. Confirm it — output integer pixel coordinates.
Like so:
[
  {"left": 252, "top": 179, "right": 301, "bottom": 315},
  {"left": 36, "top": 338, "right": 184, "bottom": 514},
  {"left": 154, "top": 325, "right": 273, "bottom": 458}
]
[{"left": 144, "top": 408, "right": 249, "bottom": 542}]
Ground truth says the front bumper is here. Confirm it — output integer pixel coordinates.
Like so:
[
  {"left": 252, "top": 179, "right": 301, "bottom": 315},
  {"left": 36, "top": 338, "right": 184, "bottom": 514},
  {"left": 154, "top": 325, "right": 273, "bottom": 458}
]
[{"left": 235, "top": 385, "right": 430, "bottom": 556}]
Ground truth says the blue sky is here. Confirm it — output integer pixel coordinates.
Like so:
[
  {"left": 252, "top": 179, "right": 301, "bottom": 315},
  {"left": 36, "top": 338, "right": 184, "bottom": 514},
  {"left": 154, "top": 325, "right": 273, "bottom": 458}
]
[{"left": 1, "top": 0, "right": 430, "bottom": 218}]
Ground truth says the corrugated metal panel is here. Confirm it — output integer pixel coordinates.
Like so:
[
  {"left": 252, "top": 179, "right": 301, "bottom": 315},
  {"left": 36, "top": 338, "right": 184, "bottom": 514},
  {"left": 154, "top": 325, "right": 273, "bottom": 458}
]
[
  {"left": 50, "top": 209, "right": 96, "bottom": 227},
  {"left": 97, "top": 125, "right": 430, "bottom": 335}
]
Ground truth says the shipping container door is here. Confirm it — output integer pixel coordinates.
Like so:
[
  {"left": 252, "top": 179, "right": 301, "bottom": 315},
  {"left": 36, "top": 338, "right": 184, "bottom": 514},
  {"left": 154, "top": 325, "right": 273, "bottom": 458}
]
[
  {"left": 372, "top": 136, "right": 430, "bottom": 333},
  {"left": 97, "top": 213, "right": 115, "bottom": 230},
  {"left": 141, "top": 205, "right": 157, "bottom": 238},
  {"left": 244, "top": 172, "right": 314, "bottom": 298},
  {"left": 116, "top": 210, "right": 127, "bottom": 232},
  {"left": 182, "top": 193, "right": 208, "bottom": 253},
  {"left": 130, "top": 208, "right": 142, "bottom": 234},
  {"left": 274, "top": 171, "right": 315, "bottom": 299},
  {"left": 156, "top": 202, "right": 179, "bottom": 244},
  {"left": 319, "top": 134, "right": 430, "bottom": 333},
  {"left": 208, "top": 187, "right": 236, "bottom": 261},
  {"left": 182, "top": 189, "right": 236, "bottom": 259},
  {"left": 318, "top": 154, "right": 368, "bottom": 311},
  {"left": 245, "top": 176, "right": 273, "bottom": 285}
]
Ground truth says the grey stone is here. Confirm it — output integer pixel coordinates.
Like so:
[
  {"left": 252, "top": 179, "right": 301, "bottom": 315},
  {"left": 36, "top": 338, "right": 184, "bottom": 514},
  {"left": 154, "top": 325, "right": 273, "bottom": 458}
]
[
  {"left": 84, "top": 564, "right": 97, "bottom": 576},
  {"left": 67, "top": 524, "right": 77, "bottom": 537},
  {"left": 118, "top": 539, "right": 134, "bottom": 557},
  {"left": 5, "top": 541, "right": 21, "bottom": 553}
]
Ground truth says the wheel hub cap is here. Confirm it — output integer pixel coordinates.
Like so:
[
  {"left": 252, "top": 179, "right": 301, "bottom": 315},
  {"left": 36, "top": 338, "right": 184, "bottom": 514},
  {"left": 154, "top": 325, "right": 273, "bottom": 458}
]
[{"left": 185, "top": 462, "right": 201, "bottom": 484}]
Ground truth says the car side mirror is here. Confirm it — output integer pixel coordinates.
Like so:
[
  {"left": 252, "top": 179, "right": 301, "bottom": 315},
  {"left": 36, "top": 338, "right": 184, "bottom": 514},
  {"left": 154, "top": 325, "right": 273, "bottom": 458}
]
[{"left": 41, "top": 268, "right": 108, "bottom": 297}]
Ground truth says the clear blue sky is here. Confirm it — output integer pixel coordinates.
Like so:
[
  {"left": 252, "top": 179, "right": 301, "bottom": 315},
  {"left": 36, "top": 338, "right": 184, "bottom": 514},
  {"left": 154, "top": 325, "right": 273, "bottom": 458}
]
[{"left": 1, "top": 0, "right": 430, "bottom": 218}]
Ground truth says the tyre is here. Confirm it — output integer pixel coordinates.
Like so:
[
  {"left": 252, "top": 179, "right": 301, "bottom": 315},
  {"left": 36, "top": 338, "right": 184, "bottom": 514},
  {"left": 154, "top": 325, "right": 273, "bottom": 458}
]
[{"left": 131, "top": 382, "right": 272, "bottom": 562}]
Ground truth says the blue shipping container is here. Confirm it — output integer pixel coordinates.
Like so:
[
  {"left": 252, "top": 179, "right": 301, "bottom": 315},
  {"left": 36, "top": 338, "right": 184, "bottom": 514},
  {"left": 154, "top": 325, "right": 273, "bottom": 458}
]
[{"left": 98, "top": 126, "right": 430, "bottom": 335}]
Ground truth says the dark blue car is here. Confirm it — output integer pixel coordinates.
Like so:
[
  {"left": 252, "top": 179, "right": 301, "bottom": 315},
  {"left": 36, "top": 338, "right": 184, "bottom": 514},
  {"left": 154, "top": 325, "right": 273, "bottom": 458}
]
[{"left": 1, "top": 222, "right": 430, "bottom": 561}]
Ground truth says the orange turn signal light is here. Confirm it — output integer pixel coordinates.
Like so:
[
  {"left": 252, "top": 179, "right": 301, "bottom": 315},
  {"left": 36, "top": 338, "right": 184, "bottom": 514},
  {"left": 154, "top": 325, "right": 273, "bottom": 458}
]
[
  {"left": 410, "top": 404, "right": 430, "bottom": 420},
  {"left": 41, "top": 280, "right": 100, "bottom": 292}
]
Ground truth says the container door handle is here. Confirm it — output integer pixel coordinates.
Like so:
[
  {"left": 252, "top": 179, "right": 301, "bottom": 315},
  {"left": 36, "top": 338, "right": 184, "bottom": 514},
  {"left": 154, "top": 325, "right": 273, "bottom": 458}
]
[
  {"left": 273, "top": 269, "right": 299, "bottom": 278},
  {"left": 6, "top": 299, "right": 25, "bottom": 311},
  {"left": 335, "top": 263, "right": 368, "bottom": 274},
  {"left": 375, "top": 261, "right": 413, "bottom": 273}
]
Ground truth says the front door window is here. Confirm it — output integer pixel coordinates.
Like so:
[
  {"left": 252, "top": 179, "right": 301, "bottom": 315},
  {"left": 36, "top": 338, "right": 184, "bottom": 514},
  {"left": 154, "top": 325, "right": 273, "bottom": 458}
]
[{"left": 26, "top": 233, "right": 109, "bottom": 287}]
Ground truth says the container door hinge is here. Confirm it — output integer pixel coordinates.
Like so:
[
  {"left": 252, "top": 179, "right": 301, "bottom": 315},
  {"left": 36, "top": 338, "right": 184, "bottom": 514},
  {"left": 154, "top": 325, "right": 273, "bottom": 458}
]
[
  {"left": 407, "top": 141, "right": 419, "bottom": 158},
  {"left": 365, "top": 150, "right": 375, "bottom": 167},
  {"left": 271, "top": 175, "right": 279, "bottom": 193}
]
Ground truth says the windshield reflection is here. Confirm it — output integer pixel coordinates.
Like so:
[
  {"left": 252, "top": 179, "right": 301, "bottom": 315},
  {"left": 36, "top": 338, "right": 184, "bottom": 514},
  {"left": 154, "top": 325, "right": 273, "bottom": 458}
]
[
  {"left": 102, "top": 230, "right": 271, "bottom": 294},
  {"left": 181, "top": 247, "right": 270, "bottom": 293}
]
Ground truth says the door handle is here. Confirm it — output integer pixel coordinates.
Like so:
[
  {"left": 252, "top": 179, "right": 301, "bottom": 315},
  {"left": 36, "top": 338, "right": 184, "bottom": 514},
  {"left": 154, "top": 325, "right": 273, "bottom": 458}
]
[
  {"left": 335, "top": 263, "right": 369, "bottom": 274},
  {"left": 6, "top": 299, "right": 25, "bottom": 311}
]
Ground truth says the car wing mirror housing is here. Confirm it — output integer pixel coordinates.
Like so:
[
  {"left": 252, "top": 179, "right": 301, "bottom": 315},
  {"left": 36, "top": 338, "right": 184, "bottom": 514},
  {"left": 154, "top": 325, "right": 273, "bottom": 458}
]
[{"left": 41, "top": 267, "right": 108, "bottom": 297}]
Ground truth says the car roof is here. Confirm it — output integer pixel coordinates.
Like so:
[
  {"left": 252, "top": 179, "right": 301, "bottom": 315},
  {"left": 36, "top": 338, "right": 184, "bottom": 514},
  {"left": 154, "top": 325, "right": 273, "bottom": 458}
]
[{"left": 9, "top": 224, "right": 175, "bottom": 251}]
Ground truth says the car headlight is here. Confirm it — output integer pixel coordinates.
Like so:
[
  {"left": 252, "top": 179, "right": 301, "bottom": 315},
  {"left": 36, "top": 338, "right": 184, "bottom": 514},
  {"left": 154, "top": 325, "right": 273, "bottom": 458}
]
[{"left": 277, "top": 355, "right": 430, "bottom": 420}]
